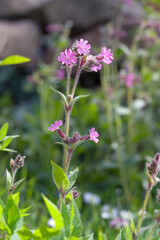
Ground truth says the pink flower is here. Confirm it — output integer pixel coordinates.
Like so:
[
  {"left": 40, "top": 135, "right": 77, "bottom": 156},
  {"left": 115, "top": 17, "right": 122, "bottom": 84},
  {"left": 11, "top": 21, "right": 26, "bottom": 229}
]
[
  {"left": 110, "top": 218, "right": 128, "bottom": 229},
  {"left": 98, "top": 47, "right": 114, "bottom": 64},
  {"left": 76, "top": 39, "right": 91, "bottom": 56},
  {"left": 91, "top": 63, "right": 102, "bottom": 72},
  {"left": 48, "top": 120, "right": 63, "bottom": 132},
  {"left": 89, "top": 128, "right": 99, "bottom": 143},
  {"left": 58, "top": 49, "right": 77, "bottom": 66}
]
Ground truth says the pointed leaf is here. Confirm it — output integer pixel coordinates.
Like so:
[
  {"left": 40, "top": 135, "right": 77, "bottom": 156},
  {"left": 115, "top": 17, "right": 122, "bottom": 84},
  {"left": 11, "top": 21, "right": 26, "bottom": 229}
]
[
  {"left": 42, "top": 194, "right": 64, "bottom": 230},
  {"left": 51, "top": 87, "right": 68, "bottom": 106},
  {"left": 65, "top": 191, "right": 73, "bottom": 205},
  {"left": 68, "top": 168, "right": 79, "bottom": 189},
  {"left": 11, "top": 192, "right": 20, "bottom": 206},
  {"left": 71, "top": 199, "right": 82, "bottom": 237},
  {"left": 20, "top": 205, "right": 32, "bottom": 217},
  {"left": 51, "top": 161, "right": 69, "bottom": 191},
  {"left": 6, "top": 169, "right": 12, "bottom": 191},
  {"left": 1, "top": 137, "right": 12, "bottom": 150},
  {"left": 3, "top": 135, "right": 19, "bottom": 140},
  {"left": 0, "top": 55, "right": 30, "bottom": 65},
  {"left": 98, "top": 231, "right": 107, "bottom": 240},
  {"left": 1, "top": 148, "right": 17, "bottom": 152},
  {"left": 17, "top": 226, "right": 34, "bottom": 239},
  {"left": 60, "top": 200, "right": 71, "bottom": 237},
  {"left": 116, "top": 227, "right": 127, "bottom": 240},
  {"left": 80, "top": 233, "right": 94, "bottom": 240},
  {"left": 55, "top": 142, "right": 70, "bottom": 149},
  {"left": 0, "top": 122, "right": 8, "bottom": 141},
  {"left": 71, "top": 95, "right": 90, "bottom": 105},
  {"left": 12, "top": 178, "right": 25, "bottom": 192}
]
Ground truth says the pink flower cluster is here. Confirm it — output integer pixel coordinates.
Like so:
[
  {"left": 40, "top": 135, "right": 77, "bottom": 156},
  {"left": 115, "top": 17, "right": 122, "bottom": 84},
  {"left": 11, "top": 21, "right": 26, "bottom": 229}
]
[
  {"left": 57, "top": 39, "right": 114, "bottom": 72},
  {"left": 48, "top": 121, "right": 99, "bottom": 144}
]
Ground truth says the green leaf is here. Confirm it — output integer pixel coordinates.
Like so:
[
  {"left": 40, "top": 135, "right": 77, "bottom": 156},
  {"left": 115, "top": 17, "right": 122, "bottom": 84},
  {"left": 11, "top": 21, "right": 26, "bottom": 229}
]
[
  {"left": 98, "top": 231, "right": 107, "bottom": 240},
  {"left": 68, "top": 168, "right": 79, "bottom": 189},
  {"left": 119, "top": 44, "right": 131, "bottom": 56},
  {"left": 129, "top": 212, "right": 136, "bottom": 235},
  {"left": 3, "top": 194, "right": 20, "bottom": 233},
  {"left": 12, "top": 192, "right": 20, "bottom": 206},
  {"left": 1, "top": 148, "right": 17, "bottom": 153},
  {"left": 51, "top": 161, "right": 69, "bottom": 191},
  {"left": 80, "top": 233, "right": 94, "bottom": 240},
  {"left": 20, "top": 206, "right": 32, "bottom": 217},
  {"left": 71, "top": 95, "right": 90, "bottom": 105},
  {"left": 0, "top": 55, "right": 30, "bottom": 65},
  {"left": 65, "top": 191, "right": 73, "bottom": 205},
  {"left": 6, "top": 169, "right": 12, "bottom": 191},
  {"left": 17, "top": 226, "right": 34, "bottom": 240},
  {"left": 42, "top": 194, "right": 64, "bottom": 231},
  {"left": 116, "top": 227, "right": 127, "bottom": 240},
  {"left": 71, "top": 199, "right": 82, "bottom": 237},
  {"left": 51, "top": 87, "right": 68, "bottom": 106},
  {"left": 12, "top": 178, "right": 25, "bottom": 192},
  {"left": 3, "top": 135, "right": 19, "bottom": 140},
  {"left": 1, "top": 137, "right": 12, "bottom": 150},
  {"left": 33, "top": 226, "right": 60, "bottom": 239},
  {"left": 55, "top": 142, "right": 70, "bottom": 149},
  {"left": 0, "top": 122, "right": 8, "bottom": 141},
  {"left": 60, "top": 200, "right": 71, "bottom": 237},
  {"left": 10, "top": 232, "right": 21, "bottom": 240}
]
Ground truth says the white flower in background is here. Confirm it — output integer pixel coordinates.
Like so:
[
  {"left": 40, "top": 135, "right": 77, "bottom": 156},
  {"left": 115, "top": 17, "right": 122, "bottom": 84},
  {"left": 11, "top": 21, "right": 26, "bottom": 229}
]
[
  {"left": 132, "top": 99, "right": 146, "bottom": 110},
  {"left": 101, "top": 204, "right": 118, "bottom": 219},
  {"left": 120, "top": 210, "right": 133, "bottom": 220},
  {"left": 115, "top": 106, "right": 131, "bottom": 116},
  {"left": 83, "top": 192, "right": 101, "bottom": 205},
  {"left": 48, "top": 218, "right": 55, "bottom": 228}
]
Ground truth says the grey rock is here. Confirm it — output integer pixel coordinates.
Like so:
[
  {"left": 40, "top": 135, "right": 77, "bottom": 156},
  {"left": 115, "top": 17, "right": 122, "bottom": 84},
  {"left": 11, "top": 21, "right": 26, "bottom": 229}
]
[{"left": 0, "top": 20, "right": 41, "bottom": 61}]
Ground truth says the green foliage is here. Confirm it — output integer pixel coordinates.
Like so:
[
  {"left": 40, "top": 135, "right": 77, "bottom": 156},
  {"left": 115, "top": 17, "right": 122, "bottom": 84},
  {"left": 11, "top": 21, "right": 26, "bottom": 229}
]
[
  {"left": 0, "top": 55, "right": 30, "bottom": 66},
  {"left": 51, "top": 161, "right": 69, "bottom": 191},
  {"left": 0, "top": 122, "right": 19, "bottom": 152}
]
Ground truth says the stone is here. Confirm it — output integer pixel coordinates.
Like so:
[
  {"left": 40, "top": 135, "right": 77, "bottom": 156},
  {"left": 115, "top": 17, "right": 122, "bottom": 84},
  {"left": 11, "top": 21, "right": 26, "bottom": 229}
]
[{"left": 0, "top": 20, "right": 41, "bottom": 61}]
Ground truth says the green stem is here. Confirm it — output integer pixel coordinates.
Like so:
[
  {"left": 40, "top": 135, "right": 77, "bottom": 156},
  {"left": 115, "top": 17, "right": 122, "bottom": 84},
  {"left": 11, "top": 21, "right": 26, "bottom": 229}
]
[
  {"left": 127, "top": 87, "right": 133, "bottom": 154},
  {"left": 64, "top": 150, "right": 72, "bottom": 174},
  {"left": 3, "top": 232, "right": 6, "bottom": 240},
  {"left": 66, "top": 67, "right": 71, "bottom": 98},
  {"left": 71, "top": 62, "right": 81, "bottom": 98},
  {"left": 146, "top": 221, "right": 159, "bottom": 240},
  {"left": 63, "top": 110, "right": 71, "bottom": 173},
  {"left": 8, "top": 170, "right": 16, "bottom": 195},
  {"left": 136, "top": 187, "right": 151, "bottom": 237}
]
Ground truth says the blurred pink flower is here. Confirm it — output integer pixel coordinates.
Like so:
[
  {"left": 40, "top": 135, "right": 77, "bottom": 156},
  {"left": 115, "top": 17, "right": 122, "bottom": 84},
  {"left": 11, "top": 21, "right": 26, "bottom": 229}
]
[
  {"left": 76, "top": 39, "right": 91, "bottom": 55},
  {"left": 57, "top": 69, "right": 65, "bottom": 81},
  {"left": 45, "top": 23, "right": 64, "bottom": 33},
  {"left": 48, "top": 120, "right": 63, "bottom": 132},
  {"left": 120, "top": 73, "right": 141, "bottom": 88},
  {"left": 89, "top": 128, "right": 99, "bottom": 143},
  {"left": 123, "top": 0, "right": 132, "bottom": 5},
  {"left": 110, "top": 217, "right": 129, "bottom": 229},
  {"left": 58, "top": 49, "right": 77, "bottom": 66},
  {"left": 98, "top": 47, "right": 114, "bottom": 64}
]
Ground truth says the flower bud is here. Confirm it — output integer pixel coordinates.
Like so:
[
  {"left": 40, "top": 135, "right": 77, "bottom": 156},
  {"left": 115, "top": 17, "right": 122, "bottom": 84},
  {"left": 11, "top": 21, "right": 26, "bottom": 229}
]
[
  {"left": 57, "top": 129, "right": 65, "bottom": 139},
  {"left": 10, "top": 158, "right": 15, "bottom": 170},
  {"left": 146, "top": 153, "right": 160, "bottom": 179},
  {"left": 73, "top": 190, "right": 81, "bottom": 199},
  {"left": 71, "top": 132, "right": 81, "bottom": 144},
  {"left": 15, "top": 154, "right": 25, "bottom": 169}
]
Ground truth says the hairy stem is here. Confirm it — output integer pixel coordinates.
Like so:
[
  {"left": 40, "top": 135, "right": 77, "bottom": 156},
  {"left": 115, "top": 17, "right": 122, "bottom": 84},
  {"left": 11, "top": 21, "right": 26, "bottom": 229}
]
[
  {"left": 71, "top": 61, "right": 82, "bottom": 98},
  {"left": 146, "top": 221, "right": 159, "bottom": 240},
  {"left": 136, "top": 187, "right": 152, "bottom": 238}
]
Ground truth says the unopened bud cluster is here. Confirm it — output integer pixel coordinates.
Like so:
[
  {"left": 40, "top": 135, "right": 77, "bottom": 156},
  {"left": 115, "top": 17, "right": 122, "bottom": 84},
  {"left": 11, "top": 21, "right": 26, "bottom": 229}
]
[
  {"left": 146, "top": 153, "right": 160, "bottom": 183},
  {"left": 10, "top": 154, "right": 25, "bottom": 171}
]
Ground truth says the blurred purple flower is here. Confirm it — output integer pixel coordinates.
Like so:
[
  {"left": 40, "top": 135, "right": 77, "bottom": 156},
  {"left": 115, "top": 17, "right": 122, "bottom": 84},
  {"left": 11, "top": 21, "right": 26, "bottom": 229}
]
[
  {"left": 57, "top": 69, "right": 65, "bottom": 81},
  {"left": 119, "top": 73, "right": 141, "bottom": 88},
  {"left": 110, "top": 217, "right": 129, "bottom": 229},
  {"left": 91, "top": 63, "right": 102, "bottom": 72},
  {"left": 45, "top": 23, "right": 64, "bottom": 33},
  {"left": 58, "top": 49, "right": 77, "bottom": 66}
]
